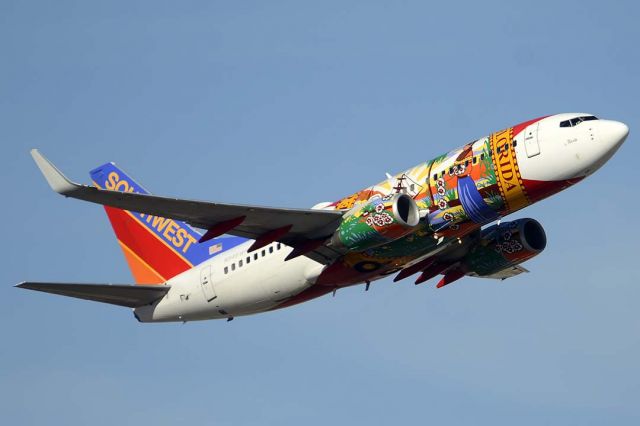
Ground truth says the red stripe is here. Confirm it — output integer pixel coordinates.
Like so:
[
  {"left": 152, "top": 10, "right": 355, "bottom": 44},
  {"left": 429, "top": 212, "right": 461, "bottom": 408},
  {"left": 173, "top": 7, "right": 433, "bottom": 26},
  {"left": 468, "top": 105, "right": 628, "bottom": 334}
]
[
  {"left": 521, "top": 177, "right": 584, "bottom": 203},
  {"left": 511, "top": 115, "right": 549, "bottom": 138},
  {"left": 118, "top": 240, "right": 166, "bottom": 284},
  {"left": 104, "top": 206, "right": 192, "bottom": 279}
]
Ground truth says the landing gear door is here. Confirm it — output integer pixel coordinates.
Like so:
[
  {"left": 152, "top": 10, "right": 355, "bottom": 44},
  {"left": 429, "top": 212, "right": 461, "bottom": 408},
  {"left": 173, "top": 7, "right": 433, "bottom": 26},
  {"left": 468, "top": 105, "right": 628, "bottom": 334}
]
[
  {"left": 524, "top": 122, "right": 541, "bottom": 157},
  {"left": 200, "top": 265, "right": 217, "bottom": 302}
]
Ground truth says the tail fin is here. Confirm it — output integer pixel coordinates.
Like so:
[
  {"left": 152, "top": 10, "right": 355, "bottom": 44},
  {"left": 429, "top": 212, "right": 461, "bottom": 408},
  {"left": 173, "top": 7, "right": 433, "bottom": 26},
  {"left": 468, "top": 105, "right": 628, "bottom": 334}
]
[{"left": 89, "top": 163, "right": 247, "bottom": 284}]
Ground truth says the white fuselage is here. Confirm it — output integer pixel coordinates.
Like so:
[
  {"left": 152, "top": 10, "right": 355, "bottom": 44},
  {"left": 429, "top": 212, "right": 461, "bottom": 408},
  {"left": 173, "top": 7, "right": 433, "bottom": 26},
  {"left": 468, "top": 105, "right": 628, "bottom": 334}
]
[{"left": 134, "top": 241, "right": 323, "bottom": 322}]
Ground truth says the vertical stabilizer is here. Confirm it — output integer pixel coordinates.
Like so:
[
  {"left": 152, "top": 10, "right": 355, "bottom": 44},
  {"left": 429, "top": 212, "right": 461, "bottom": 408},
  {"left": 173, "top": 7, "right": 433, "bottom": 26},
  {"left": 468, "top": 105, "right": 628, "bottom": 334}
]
[{"left": 89, "top": 163, "right": 247, "bottom": 284}]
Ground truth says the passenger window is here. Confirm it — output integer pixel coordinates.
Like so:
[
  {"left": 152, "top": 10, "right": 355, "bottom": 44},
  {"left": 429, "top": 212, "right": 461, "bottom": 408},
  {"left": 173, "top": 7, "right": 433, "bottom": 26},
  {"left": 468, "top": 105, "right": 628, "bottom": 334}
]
[
  {"left": 277, "top": 243, "right": 281, "bottom": 250},
  {"left": 269, "top": 246, "right": 274, "bottom": 254},
  {"left": 254, "top": 253, "right": 258, "bottom": 260},
  {"left": 504, "top": 143, "right": 509, "bottom": 150},
  {"left": 513, "top": 140, "right": 518, "bottom": 147},
  {"left": 231, "top": 263, "right": 236, "bottom": 271},
  {"left": 261, "top": 250, "right": 266, "bottom": 257},
  {"left": 246, "top": 256, "right": 250, "bottom": 264},
  {"left": 239, "top": 260, "right": 243, "bottom": 267},
  {"left": 432, "top": 174, "right": 437, "bottom": 180},
  {"left": 464, "top": 160, "right": 469, "bottom": 166},
  {"left": 480, "top": 153, "right": 485, "bottom": 160},
  {"left": 224, "top": 266, "right": 228, "bottom": 274},
  {"left": 472, "top": 156, "right": 477, "bottom": 165}
]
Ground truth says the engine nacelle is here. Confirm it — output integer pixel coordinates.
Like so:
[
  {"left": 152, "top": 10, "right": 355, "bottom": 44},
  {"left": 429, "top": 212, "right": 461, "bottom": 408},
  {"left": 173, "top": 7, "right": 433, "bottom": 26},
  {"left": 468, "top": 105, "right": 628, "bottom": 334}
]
[
  {"left": 463, "top": 218, "right": 547, "bottom": 277},
  {"left": 332, "top": 194, "right": 420, "bottom": 251}
]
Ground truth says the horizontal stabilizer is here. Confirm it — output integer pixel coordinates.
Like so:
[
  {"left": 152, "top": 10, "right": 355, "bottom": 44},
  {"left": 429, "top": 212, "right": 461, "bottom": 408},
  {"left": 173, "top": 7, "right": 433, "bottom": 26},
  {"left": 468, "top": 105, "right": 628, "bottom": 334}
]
[{"left": 16, "top": 282, "right": 170, "bottom": 308}]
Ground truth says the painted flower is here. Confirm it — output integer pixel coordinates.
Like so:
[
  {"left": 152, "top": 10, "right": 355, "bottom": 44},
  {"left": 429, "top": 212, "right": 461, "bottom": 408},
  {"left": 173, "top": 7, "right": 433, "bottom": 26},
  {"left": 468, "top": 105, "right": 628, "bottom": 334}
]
[
  {"left": 373, "top": 215, "right": 387, "bottom": 227},
  {"left": 508, "top": 240, "right": 523, "bottom": 253}
]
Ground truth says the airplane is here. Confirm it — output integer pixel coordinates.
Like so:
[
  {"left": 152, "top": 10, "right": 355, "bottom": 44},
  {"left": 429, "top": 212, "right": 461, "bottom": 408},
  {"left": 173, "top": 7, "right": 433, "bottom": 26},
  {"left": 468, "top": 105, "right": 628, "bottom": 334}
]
[{"left": 18, "top": 113, "right": 629, "bottom": 323}]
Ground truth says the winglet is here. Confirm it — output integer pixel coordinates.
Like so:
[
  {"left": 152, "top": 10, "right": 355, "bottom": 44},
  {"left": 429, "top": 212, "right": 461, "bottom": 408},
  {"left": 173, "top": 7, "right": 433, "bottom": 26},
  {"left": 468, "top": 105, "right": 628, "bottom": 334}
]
[{"left": 30, "top": 149, "right": 80, "bottom": 194}]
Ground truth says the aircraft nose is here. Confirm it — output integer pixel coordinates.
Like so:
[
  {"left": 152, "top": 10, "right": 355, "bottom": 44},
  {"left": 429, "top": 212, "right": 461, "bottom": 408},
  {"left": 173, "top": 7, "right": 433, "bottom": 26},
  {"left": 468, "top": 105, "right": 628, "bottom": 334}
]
[{"left": 600, "top": 120, "right": 629, "bottom": 148}]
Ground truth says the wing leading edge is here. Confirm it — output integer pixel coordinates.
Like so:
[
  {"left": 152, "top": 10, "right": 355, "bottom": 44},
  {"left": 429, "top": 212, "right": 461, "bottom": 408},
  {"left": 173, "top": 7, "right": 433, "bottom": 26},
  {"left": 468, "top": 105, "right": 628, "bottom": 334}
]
[{"left": 31, "top": 150, "right": 345, "bottom": 264}]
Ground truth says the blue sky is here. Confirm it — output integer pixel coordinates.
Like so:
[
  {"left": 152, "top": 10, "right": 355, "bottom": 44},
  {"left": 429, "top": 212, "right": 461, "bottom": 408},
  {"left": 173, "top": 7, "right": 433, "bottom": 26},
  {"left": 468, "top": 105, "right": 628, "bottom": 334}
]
[{"left": 2, "top": 1, "right": 639, "bottom": 424}]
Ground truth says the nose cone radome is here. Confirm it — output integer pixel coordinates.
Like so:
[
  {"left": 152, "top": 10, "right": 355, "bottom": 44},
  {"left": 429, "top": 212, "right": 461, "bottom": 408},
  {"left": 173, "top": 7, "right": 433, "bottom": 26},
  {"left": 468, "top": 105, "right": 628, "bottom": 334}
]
[{"left": 601, "top": 120, "right": 629, "bottom": 149}]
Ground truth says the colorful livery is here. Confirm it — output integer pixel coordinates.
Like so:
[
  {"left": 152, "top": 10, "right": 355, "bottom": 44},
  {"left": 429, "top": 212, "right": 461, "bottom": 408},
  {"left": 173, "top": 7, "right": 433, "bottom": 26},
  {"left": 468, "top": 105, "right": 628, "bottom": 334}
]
[{"left": 19, "top": 113, "right": 629, "bottom": 323}]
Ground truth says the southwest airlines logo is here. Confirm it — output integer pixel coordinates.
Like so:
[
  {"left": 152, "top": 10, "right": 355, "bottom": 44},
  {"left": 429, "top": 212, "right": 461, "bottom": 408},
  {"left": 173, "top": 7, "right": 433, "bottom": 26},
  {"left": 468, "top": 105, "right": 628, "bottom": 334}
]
[
  {"left": 90, "top": 162, "right": 249, "bottom": 266},
  {"left": 102, "top": 171, "right": 198, "bottom": 255}
]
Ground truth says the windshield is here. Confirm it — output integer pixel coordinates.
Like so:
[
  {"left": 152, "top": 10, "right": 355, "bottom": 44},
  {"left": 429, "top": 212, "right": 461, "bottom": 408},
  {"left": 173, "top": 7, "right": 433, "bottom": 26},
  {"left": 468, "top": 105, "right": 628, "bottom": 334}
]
[{"left": 559, "top": 116, "right": 598, "bottom": 128}]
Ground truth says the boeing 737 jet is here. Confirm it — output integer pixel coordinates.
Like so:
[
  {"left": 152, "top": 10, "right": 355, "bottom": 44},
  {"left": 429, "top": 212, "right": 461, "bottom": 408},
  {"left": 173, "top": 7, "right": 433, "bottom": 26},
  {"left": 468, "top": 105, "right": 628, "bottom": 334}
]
[{"left": 18, "top": 113, "right": 629, "bottom": 322}]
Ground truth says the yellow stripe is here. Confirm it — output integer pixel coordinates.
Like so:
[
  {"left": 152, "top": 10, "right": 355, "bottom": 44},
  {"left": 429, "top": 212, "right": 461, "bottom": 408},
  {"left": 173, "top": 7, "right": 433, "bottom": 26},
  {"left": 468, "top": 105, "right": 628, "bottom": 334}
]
[
  {"left": 490, "top": 128, "right": 530, "bottom": 212},
  {"left": 414, "top": 164, "right": 429, "bottom": 182}
]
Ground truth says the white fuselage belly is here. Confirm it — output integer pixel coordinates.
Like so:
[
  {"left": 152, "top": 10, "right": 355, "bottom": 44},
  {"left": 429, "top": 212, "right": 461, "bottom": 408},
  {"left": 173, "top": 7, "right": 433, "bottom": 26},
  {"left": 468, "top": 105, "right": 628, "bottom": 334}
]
[{"left": 135, "top": 242, "right": 323, "bottom": 322}]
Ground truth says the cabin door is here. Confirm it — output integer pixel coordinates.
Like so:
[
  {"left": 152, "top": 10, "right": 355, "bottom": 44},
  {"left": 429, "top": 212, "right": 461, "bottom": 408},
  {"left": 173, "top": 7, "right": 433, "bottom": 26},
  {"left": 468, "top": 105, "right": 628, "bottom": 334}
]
[
  {"left": 523, "top": 122, "right": 541, "bottom": 157},
  {"left": 200, "top": 266, "right": 217, "bottom": 302}
]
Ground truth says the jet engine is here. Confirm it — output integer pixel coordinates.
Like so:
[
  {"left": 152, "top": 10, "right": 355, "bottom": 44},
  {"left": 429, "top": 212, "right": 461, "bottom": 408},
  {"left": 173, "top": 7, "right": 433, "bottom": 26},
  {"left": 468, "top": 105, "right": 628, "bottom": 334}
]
[
  {"left": 462, "top": 218, "right": 547, "bottom": 277},
  {"left": 331, "top": 194, "right": 420, "bottom": 251}
]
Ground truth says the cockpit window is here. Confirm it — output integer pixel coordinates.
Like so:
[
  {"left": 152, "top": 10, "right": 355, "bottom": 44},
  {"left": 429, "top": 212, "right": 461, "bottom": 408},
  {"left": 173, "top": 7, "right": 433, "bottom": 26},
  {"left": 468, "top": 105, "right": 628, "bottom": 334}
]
[{"left": 559, "top": 115, "right": 598, "bottom": 128}]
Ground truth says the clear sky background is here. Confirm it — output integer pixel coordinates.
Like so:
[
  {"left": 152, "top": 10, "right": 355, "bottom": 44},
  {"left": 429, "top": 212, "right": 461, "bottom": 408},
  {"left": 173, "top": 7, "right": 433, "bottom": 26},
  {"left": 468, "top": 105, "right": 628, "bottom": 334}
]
[{"left": 1, "top": 1, "right": 639, "bottom": 424}]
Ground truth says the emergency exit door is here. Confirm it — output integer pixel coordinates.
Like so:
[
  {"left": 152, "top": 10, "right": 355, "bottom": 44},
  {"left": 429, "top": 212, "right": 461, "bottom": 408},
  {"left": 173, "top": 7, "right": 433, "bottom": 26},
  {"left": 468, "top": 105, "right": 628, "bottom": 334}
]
[
  {"left": 200, "top": 266, "right": 217, "bottom": 302},
  {"left": 524, "top": 122, "right": 541, "bottom": 157}
]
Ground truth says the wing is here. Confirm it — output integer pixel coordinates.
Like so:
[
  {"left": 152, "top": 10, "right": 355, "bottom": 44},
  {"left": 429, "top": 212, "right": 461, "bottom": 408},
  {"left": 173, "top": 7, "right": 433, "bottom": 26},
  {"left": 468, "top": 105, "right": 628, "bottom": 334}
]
[
  {"left": 16, "top": 282, "right": 170, "bottom": 308},
  {"left": 31, "top": 150, "right": 345, "bottom": 264}
]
